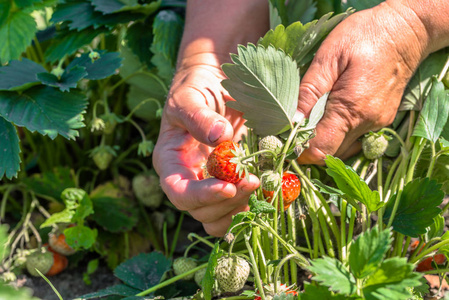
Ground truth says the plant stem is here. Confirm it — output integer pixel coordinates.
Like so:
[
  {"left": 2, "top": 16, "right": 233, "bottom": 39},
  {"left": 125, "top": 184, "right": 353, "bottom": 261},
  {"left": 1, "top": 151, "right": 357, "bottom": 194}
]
[
  {"left": 136, "top": 264, "right": 207, "bottom": 296},
  {"left": 245, "top": 233, "right": 265, "bottom": 300}
]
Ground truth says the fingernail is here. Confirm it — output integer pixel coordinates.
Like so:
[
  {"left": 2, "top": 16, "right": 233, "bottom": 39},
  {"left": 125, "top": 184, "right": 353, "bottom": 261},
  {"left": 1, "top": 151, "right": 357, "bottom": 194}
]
[
  {"left": 208, "top": 121, "right": 225, "bottom": 143},
  {"left": 293, "top": 111, "right": 305, "bottom": 124}
]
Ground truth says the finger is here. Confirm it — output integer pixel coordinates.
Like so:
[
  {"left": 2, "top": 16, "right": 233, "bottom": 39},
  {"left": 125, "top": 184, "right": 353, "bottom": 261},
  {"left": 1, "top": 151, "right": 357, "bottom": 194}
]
[
  {"left": 202, "top": 205, "right": 251, "bottom": 237},
  {"left": 188, "top": 174, "right": 259, "bottom": 224},
  {"left": 167, "top": 74, "right": 234, "bottom": 147}
]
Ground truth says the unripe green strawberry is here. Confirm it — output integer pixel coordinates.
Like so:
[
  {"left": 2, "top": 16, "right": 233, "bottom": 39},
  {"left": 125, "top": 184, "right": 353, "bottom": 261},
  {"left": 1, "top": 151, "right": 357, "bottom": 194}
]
[
  {"left": 26, "top": 248, "right": 54, "bottom": 277},
  {"left": 362, "top": 132, "right": 390, "bottom": 160},
  {"left": 194, "top": 267, "right": 207, "bottom": 286},
  {"left": 215, "top": 255, "right": 250, "bottom": 293},
  {"left": 132, "top": 171, "right": 164, "bottom": 209},
  {"left": 90, "top": 145, "right": 117, "bottom": 170},
  {"left": 260, "top": 171, "right": 282, "bottom": 192},
  {"left": 173, "top": 257, "right": 198, "bottom": 280},
  {"left": 259, "top": 136, "right": 283, "bottom": 157}
]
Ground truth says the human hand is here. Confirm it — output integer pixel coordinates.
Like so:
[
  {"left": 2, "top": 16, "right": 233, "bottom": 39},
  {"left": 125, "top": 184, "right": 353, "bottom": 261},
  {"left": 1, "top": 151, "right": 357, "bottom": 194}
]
[
  {"left": 297, "top": 1, "right": 433, "bottom": 164},
  {"left": 152, "top": 59, "right": 260, "bottom": 237}
]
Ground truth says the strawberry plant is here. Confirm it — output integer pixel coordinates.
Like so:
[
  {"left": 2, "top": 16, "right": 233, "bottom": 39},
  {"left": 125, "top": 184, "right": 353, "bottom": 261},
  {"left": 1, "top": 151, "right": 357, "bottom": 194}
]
[
  {"left": 0, "top": 0, "right": 189, "bottom": 294},
  {"left": 1, "top": 0, "right": 449, "bottom": 299}
]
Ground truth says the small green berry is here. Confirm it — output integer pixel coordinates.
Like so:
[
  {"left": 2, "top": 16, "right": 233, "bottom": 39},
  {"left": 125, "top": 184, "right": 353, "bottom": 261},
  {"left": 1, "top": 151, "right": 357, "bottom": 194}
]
[
  {"left": 362, "top": 132, "right": 390, "bottom": 160},
  {"left": 173, "top": 257, "right": 198, "bottom": 280}
]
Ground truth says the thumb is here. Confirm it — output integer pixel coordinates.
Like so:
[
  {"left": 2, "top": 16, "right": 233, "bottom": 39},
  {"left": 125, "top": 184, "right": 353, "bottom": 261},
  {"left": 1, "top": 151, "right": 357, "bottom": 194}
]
[
  {"left": 297, "top": 52, "right": 345, "bottom": 164},
  {"left": 169, "top": 88, "right": 234, "bottom": 146}
]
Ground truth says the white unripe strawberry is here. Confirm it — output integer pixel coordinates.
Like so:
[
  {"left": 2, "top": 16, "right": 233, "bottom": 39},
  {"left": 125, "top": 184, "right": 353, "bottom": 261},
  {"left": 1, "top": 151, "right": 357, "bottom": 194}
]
[
  {"left": 215, "top": 255, "right": 250, "bottom": 293},
  {"left": 173, "top": 257, "right": 198, "bottom": 280},
  {"left": 26, "top": 248, "right": 54, "bottom": 277},
  {"left": 260, "top": 170, "right": 282, "bottom": 192},
  {"left": 132, "top": 171, "right": 164, "bottom": 209},
  {"left": 362, "top": 132, "right": 390, "bottom": 160},
  {"left": 259, "top": 136, "right": 283, "bottom": 158}
]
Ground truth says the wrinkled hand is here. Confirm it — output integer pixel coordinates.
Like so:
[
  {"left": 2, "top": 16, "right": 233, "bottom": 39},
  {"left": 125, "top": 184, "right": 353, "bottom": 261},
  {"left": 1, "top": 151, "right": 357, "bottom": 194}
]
[
  {"left": 297, "top": 2, "right": 430, "bottom": 164},
  {"left": 153, "top": 59, "right": 259, "bottom": 237}
]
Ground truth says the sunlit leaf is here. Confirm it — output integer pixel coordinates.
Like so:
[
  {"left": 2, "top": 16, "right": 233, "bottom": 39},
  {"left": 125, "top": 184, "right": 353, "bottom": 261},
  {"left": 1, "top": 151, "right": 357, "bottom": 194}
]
[
  {"left": 382, "top": 178, "right": 444, "bottom": 237},
  {"left": 0, "top": 117, "right": 21, "bottom": 180},
  {"left": 37, "top": 66, "right": 88, "bottom": 92},
  {"left": 0, "top": 10, "right": 36, "bottom": 64},
  {"left": 401, "top": 51, "right": 448, "bottom": 111},
  {"left": 64, "top": 225, "right": 97, "bottom": 250},
  {"left": 325, "top": 155, "right": 382, "bottom": 212},
  {"left": 0, "top": 58, "right": 46, "bottom": 91},
  {"left": 299, "top": 282, "right": 360, "bottom": 300},
  {"left": 303, "top": 92, "right": 328, "bottom": 130},
  {"left": 413, "top": 77, "right": 449, "bottom": 143},
  {"left": 222, "top": 44, "right": 299, "bottom": 136},
  {"left": 258, "top": 10, "right": 352, "bottom": 67},
  {"left": 363, "top": 257, "right": 423, "bottom": 300},
  {"left": 348, "top": 227, "right": 392, "bottom": 279},
  {"left": 308, "top": 256, "right": 357, "bottom": 295},
  {"left": 0, "top": 86, "right": 87, "bottom": 140}
]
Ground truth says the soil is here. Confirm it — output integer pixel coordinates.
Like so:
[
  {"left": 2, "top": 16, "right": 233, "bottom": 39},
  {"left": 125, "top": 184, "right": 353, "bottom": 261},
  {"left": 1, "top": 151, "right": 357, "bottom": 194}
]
[{"left": 17, "top": 263, "right": 119, "bottom": 300}]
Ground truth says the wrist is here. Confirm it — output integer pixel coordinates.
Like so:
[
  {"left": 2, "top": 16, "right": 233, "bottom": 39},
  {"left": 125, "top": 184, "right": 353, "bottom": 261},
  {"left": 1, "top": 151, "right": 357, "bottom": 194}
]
[
  {"left": 177, "top": 0, "right": 269, "bottom": 68},
  {"left": 386, "top": 0, "right": 449, "bottom": 54}
]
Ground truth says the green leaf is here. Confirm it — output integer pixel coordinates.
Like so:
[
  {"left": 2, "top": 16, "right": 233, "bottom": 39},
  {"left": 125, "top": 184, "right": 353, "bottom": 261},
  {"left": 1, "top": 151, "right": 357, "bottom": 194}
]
[
  {"left": 126, "top": 85, "right": 163, "bottom": 122},
  {"left": 45, "top": 27, "right": 106, "bottom": 63},
  {"left": 40, "top": 188, "right": 92, "bottom": 228},
  {"left": 362, "top": 257, "right": 423, "bottom": 300},
  {"left": 308, "top": 256, "right": 357, "bottom": 295},
  {"left": 37, "top": 66, "right": 88, "bottom": 92},
  {"left": 91, "top": 196, "right": 139, "bottom": 232},
  {"left": 222, "top": 44, "right": 299, "bottom": 136},
  {"left": 150, "top": 10, "right": 184, "bottom": 81},
  {"left": 287, "top": 0, "right": 317, "bottom": 24},
  {"left": 0, "top": 11, "right": 37, "bottom": 64},
  {"left": 75, "top": 284, "right": 141, "bottom": 299},
  {"left": 303, "top": 92, "right": 328, "bottom": 130},
  {"left": 0, "top": 86, "right": 87, "bottom": 140},
  {"left": 413, "top": 77, "right": 449, "bottom": 143},
  {"left": 425, "top": 214, "right": 445, "bottom": 242},
  {"left": 325, "top": 155, "right": 382, "bottom": 212},
  {"left": 400, "top": 51, "right": 448, "bottom": 111},
  {"left": 22, "top": 167, "right": 75, "bottom": 201},
  {"left": 91, "top": 0, "right": 160, "bottom": 14},
  {"left": 51, "top": 0, "right": 145, "bottom": 31},
  {"left": 0, "top": 283, "right": 40, "bottom": 300},
  {"left": 114, "top": 252, "right": 171, "bottom": 290},
  {"left": 348, "top": 227, "right": 392, "bottom": 279},
  {"left": 67, "top": 51, "right": 123, "bottom": 80},
  {"left": 382, "top": 178, "right": 444, "bottom": 237},
  {"left": 0, "top": 2, "right": 10, "bottom": 27},
  {"left": 0, "top": 58, "right": 46, "bottom": 91},
  {"left": 120, "top": 45, "right": 167, "bottom": 98},
  {"left": 0, "top": 118, "right": 21, "bottom": 180},
  {"left": 415, "top": 144, "right": 449, "bottom": 194},
  {"left": 0, "top": 117, "right": 21, "bottom": 180},
  {"left": 249, "top": 194, "right": 276, "bottom": 214},
  {"left": 258, "top": 10, "right": 352, "bottom": 67},
  {"left": 64, "top": 225, "right": 97, "bottom": 250},
  {"left": 299, "top": 282, "right": 361, "bottom": 299},
  {"left": 342, "top": 0, "right": 384, "bottom": 11},
  {"left": 203, "top": 242, "right": 220, "bottom": 300},
  {"left": 126, "top": 19, "right": 154, "bottom": 67}
]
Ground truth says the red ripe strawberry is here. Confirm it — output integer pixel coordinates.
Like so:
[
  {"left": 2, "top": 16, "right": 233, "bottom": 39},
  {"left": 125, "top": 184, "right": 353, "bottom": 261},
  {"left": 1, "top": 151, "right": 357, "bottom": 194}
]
[
  {"left": 206, "top": 141, "right": 247, "bottom": 183},
  {"left": 263, "top": 172, "right": 301, "bottom": 210}
]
